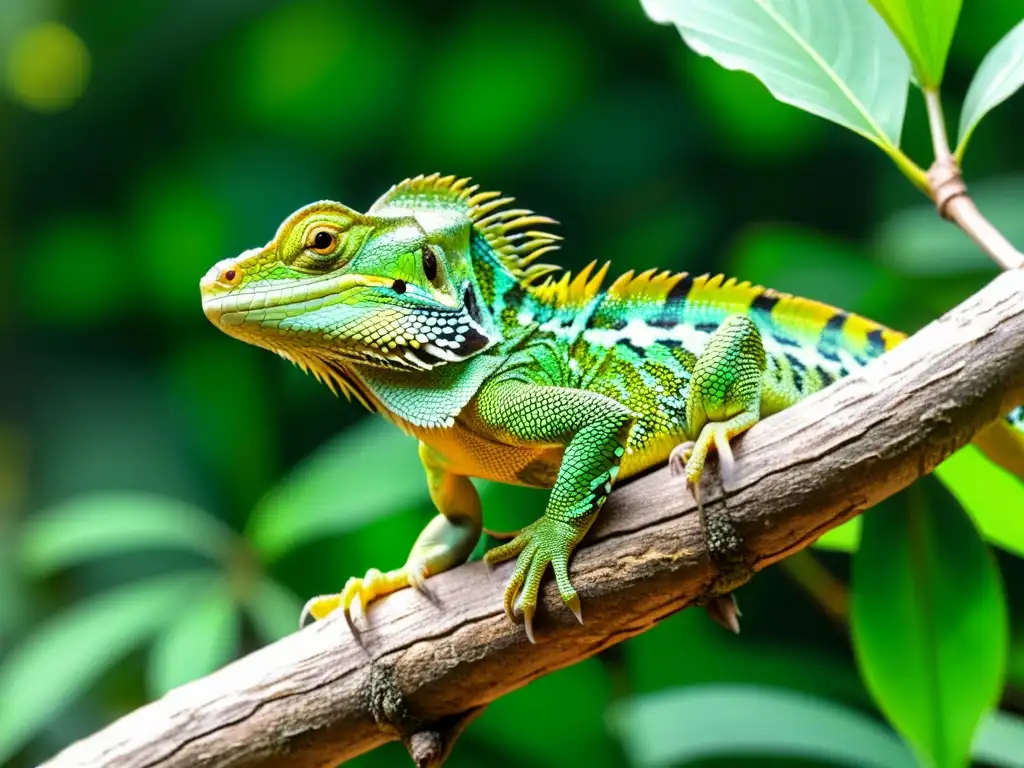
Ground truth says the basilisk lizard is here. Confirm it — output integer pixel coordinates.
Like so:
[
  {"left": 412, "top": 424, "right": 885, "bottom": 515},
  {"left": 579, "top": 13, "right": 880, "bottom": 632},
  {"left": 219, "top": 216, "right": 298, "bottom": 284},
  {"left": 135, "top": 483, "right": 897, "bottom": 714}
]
[{"left": 200, "top": 174, "right": 1024, "bottom": 642}]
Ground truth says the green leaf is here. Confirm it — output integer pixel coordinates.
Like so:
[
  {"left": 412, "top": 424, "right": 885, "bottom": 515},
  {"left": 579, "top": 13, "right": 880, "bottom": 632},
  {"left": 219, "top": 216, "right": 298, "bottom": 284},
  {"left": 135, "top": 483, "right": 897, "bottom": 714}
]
[
  {"left": 934, "top": 444, "right": 1024, "bottom": 560},
  {"left": 20, "top": 492, "right": 235, "bottom": 576},
  {"left": 973, "top": 710, "right": 1024, "bottom": 768},
  {"left": 866, "top": 0, "right": 962, "bottom": 87},
  {"left": 641, "top": 0, "right": 912, "bottom": 152},
  {"left": 956, "top": 20, "right": 1024, "bottom": 160},
  {"left": 244, "top": 578, "right": 304, "bottom": 643},
  {"left": 247, "top": 417, "right": 428, "bottom": 560},
  {"left": 811, "top": 442, "right": 1024, "bottom": 559},
  {"left": 851, "top": 482, "right": 1008, "bottom": 767},
  {"left": 606, "top": 683, "right": 916, "bottom": 767},
  {"left": 148, "top": 580, "right": 238, "bottom": 697},
  {"left": 0, "top": 572, "right": 210, "bottom": 764}
]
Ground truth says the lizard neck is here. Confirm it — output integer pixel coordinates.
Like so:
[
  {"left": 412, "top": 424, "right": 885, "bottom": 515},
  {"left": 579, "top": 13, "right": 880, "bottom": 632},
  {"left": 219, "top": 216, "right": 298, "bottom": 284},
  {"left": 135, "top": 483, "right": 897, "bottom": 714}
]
[{"left": 349, "top": 350, "right": 510, "bottom": 431}]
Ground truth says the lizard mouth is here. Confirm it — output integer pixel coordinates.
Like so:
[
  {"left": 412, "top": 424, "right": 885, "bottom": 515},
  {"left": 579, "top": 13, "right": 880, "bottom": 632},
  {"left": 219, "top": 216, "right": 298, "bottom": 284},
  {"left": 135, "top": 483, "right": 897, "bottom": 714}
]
[
  {"left": 200, "top": 271, "right": 392, "bottom": 326},
  {"left": 202, "top": 274, "right": 493, "bottom": 371}
]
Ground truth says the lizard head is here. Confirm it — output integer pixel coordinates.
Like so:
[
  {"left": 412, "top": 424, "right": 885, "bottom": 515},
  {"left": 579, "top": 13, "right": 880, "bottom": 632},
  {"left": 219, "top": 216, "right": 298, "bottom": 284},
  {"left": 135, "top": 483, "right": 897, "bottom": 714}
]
[{"left": 200, "top": 199, "right": 495, "bottom": 376}]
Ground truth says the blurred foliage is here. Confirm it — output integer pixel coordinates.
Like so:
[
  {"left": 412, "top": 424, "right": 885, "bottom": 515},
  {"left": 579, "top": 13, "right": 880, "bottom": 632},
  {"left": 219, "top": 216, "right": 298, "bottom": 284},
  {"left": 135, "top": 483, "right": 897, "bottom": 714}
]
[
  {"left": 852, "top": 480, "right": 1007, "bottom": 767},
  {"left": 2, "top": 0, "right": 1024, "bottom": 766},
  {"left": 4, "top": 21, "right": 89, "bottom": 112}
]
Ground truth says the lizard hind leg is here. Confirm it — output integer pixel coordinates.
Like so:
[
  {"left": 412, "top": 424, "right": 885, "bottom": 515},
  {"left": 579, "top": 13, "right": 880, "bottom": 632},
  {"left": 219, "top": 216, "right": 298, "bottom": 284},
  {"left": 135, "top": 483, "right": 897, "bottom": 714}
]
[
  {"left": 677, "top": 314, "right": 767, "bottom": 496},
  {"left": 672, "top": 315, "right": 766, "bottom": 633}
]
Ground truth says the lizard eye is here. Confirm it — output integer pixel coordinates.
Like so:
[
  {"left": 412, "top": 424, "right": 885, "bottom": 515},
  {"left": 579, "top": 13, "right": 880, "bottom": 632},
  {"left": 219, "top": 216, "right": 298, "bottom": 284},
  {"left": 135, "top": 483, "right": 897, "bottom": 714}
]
[
  {"left": 422, "top": 245, "right": 438, "bottom": 282},
  {"left": 307, "top": 227, "right": 337, "bottom": 256}
]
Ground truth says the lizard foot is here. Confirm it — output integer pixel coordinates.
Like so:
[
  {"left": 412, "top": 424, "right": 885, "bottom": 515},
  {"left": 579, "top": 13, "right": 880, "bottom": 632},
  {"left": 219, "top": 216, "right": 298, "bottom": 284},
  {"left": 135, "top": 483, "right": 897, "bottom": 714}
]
[
  {"left": 669, "top": 420, "right": 743, "bottom": 516},
  {"left": 669, "top": 422, "right": 739, "bottom": 489},
  {"left": 483, "top": 517, "right": 583, "bottom": 644},
  {"left": 299, "top": 562, "right": 428, "bottom": 628},
  {"left": 669, "top": 440, "right": 701, "bottom": 511}
]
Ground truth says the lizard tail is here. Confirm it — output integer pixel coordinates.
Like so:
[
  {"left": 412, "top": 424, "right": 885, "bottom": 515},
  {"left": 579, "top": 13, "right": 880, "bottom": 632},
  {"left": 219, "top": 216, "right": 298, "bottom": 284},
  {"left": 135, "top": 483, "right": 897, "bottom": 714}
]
[{"left": 972, "top": 408, "right": 1024, "bottom": 480}]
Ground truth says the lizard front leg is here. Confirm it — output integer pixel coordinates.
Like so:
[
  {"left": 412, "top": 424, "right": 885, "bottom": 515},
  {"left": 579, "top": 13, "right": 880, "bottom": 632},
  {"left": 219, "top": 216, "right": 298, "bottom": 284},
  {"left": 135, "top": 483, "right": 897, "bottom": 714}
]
[
  {"left": 476, "top": 378, "right": 635, "bottom": 643},
  {"left": 301, "top": 441, "right": 482, "bottom": 625}
]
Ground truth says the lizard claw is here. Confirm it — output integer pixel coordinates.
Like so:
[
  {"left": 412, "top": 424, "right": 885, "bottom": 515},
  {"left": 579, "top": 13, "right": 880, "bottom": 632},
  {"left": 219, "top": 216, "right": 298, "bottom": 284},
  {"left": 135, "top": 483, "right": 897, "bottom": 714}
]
[
  {"left": 565, "top": 593, "right": 583, "bottom": 625},
  {"left": 523, "top": 603, "right": 536, "bottom": 644},
  {"left": 712, "top": 426, "right": 737, "bottom": 489},
  {"left": 705, "top": 593, "right": 742, "bottom": 634},
  {"left": 484, "top": 517, "right": 583, "bottom": 644},
  {"left": 668, "top": 441, "right": 695, "bottom": 477},
  {"left": 406, "top": 560, "right": 430, "bottom": 592},
  {"left": 669, "top": 440, "right": 704, "bottom": 515}
]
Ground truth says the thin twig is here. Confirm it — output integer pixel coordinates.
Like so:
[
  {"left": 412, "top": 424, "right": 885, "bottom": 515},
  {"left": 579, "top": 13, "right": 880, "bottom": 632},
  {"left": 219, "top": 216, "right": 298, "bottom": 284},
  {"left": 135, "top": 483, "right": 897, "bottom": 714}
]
[{"left": 924, "top": 88, "right": 954, "bottom": 165}]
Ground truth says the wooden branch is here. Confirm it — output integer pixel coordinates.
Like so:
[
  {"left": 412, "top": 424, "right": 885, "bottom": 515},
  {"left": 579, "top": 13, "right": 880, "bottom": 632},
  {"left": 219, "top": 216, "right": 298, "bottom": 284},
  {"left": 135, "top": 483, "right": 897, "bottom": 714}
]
[{"left": 43, "top": 270, "right": 1024, "bottom": 768}]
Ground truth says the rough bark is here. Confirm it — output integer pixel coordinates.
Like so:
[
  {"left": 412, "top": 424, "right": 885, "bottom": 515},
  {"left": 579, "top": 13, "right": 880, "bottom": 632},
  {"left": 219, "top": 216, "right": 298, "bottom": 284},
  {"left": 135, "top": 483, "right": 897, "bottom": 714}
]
[{"left": 42, "top": 269, "right": 1024, "bottom": 768}]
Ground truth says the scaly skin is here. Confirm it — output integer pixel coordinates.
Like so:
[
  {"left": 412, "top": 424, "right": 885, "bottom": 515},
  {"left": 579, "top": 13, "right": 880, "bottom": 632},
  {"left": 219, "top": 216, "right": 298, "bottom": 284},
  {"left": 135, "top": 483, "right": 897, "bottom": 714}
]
[{"left": 200, "top": 174, "right": 1024, "bottom": 642}]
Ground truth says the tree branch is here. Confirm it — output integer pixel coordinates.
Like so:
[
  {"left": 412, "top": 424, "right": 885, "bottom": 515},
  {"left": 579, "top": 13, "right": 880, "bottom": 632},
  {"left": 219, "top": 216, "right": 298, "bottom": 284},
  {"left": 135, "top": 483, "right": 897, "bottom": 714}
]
[{"left": 41, "top": 270, "right": 1024, "bottom": 768}]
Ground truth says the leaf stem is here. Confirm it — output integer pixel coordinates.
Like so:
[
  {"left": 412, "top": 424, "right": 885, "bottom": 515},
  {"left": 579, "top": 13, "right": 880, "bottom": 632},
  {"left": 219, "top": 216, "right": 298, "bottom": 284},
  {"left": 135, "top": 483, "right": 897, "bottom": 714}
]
[
  {"left": 922, "top": 87, "right": 1024, "bottom": 270},
  {"left": 884, "top": 146, "right": 930, "bottom": 195},
  {"left": 780, "top": 550, "right": 848, "bottom": 628},
  {"left": 924, "top": 88, "right": 953, "bottom": 164}
]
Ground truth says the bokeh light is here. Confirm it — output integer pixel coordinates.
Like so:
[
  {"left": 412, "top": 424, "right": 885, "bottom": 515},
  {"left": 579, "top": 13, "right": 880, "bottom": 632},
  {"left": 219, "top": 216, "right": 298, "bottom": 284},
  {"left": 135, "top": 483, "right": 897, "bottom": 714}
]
[{"left": 5, "top": 22, "right": 90, "bottom": 112}]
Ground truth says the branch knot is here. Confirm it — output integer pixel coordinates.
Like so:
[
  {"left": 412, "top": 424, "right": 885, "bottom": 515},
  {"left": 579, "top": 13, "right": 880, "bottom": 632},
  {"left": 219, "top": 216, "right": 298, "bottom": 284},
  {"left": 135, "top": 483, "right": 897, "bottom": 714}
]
[
  {"left": 365, "top": 662, "right": 485, "bottom": 767},
  {"left": 365, "top": 663, "right": 410, "bottom": 735},
  {"left": 928, "top": 159, "right": 967, "bottom": 221}
]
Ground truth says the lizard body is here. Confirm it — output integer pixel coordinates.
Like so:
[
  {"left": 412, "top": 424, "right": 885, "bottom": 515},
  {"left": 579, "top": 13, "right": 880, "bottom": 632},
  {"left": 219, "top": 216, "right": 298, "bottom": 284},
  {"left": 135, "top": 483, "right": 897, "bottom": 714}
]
[{"left": 200, "top": 174, "right": 1024, "bottom": 640}]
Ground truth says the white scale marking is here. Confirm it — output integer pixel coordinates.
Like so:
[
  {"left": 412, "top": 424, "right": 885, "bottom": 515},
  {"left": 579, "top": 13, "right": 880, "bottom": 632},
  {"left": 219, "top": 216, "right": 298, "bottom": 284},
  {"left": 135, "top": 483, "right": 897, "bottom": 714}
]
[{"left": 581, "top": 318, "right": 709, "bottom": 355}]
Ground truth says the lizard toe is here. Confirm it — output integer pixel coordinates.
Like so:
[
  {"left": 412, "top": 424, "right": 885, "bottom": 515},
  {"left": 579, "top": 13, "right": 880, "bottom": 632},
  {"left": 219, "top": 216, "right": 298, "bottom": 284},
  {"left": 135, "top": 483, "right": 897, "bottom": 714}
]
[
  {"left": 668, "top": 441, "right": 695, "bottom": 477},
  {"left": 552, "top": 555, "right": 583, "bottom": 624},
  {"left": 299, "top": 593, "right": 343, "bottom": 628}
]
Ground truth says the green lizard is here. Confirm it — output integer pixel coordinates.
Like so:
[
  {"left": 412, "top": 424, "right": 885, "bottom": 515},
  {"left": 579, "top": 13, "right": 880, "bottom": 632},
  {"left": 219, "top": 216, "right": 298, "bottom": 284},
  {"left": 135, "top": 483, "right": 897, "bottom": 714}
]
[{"left": 200, "top": 173, "right": 1024, "bottom": 642}]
